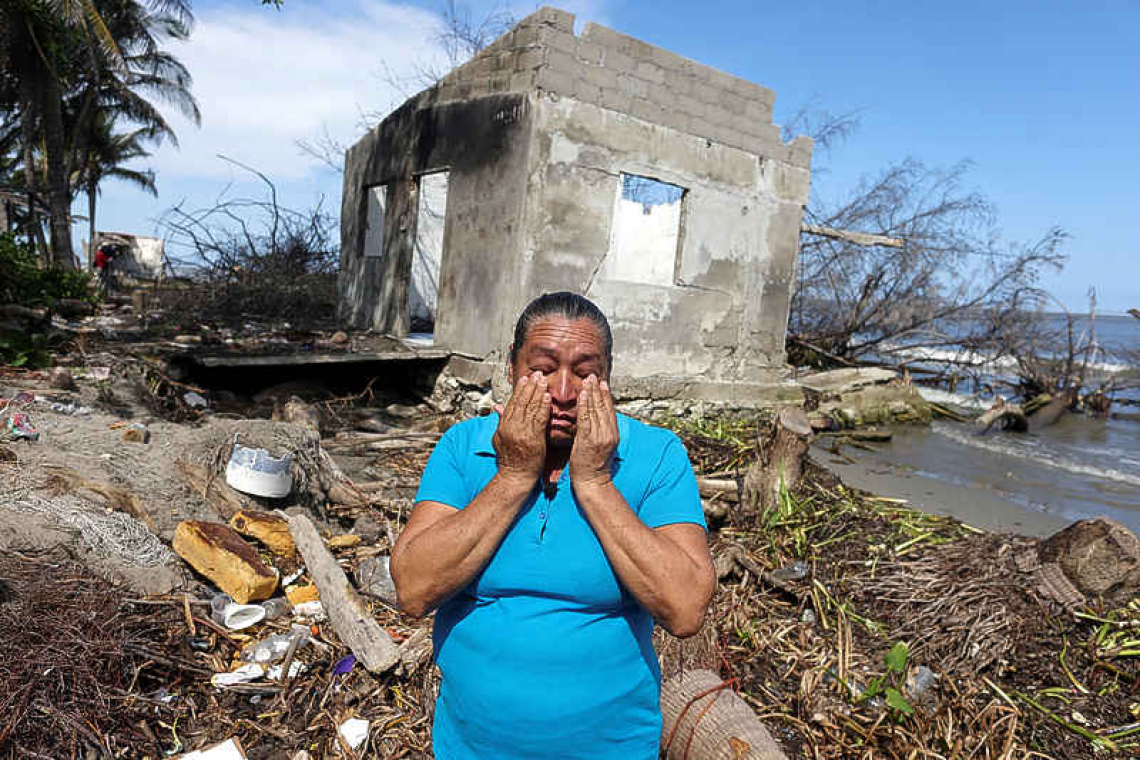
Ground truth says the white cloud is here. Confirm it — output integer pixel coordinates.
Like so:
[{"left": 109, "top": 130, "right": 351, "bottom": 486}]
[{"left": 150, "top": 1, "right": 450, "bottom": 181}]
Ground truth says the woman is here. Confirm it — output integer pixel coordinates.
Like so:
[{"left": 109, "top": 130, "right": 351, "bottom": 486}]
[{"left": 391, "top": 292, "right": 715, "bottom": 759}]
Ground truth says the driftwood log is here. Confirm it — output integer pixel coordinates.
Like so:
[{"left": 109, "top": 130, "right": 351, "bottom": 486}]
[
  {"left": 741, "top": 407, "right": 813, "bottom": 513},
  {"left": 976, "top": 399, "right": 1027, "bottom": 433},
  {"left": 661, "top": 669, "right": 787, "bottom": 760},
  {"left": 286, "top": 512, "right": 399, "bottom": 673}
]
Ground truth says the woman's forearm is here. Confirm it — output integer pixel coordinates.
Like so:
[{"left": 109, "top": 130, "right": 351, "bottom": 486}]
[
  {"left": 573, "top": 480, "right": 715, "bottom": 637},
  {"left": 391, "top": 473, "right": 536, "bottom": 617}
]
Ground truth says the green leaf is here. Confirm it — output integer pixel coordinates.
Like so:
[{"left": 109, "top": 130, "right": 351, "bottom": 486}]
[
  {"left": 885, "top": 641, "right": 909, "bottom": 672},
  {"left": 861, "top": 677, "right": 884, "bottom": 701},
  {"left": 885, "top": 687, "right": 914, "bottom": 715}
]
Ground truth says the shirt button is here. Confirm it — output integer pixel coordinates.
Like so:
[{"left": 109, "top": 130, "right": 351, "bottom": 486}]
[{"left": 539, "top": 512, "right": 547, "bottom": 520}]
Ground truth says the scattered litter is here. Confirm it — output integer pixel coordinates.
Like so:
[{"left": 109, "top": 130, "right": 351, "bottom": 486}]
[
  {"left": 327, "top": 533, "right": 361, "bottom": 549},
  {"left": 282, "top": 568, "right": 305, "bottom": 585},
  {"left": 225, "top": 441, "right": 292, "bottom": 498},
  {"left": 292, "top": 600, "right": 326, "bottom": 621},
  {"left": 6, "top": 411, "right": 38, "bottom": 441},
  {"left": 211, "top": 661, "right": 307, "bottom": 689},
  {"left": 123, "top": 422, "right": 150, "bottom": 443},
  {"left": 210, "top": 593, "right": 267, "bottom": 630},
  {"left": 260, "top": 597, "right": 292, "bottom": 621},
  {"left": 337, "top": 718, "right": 369, "bottom": 751},
  {"left": 46, "top": 401, "right": 91, "bottom": 415},
  {"left": 183, "top": 391, "right": 209, "bottom": 409},
  {"left": 356, "top": 555, "right": 398, "bottom": 607},
  {"left": 332, "top": 654, "right": 357, "bottom": 676},
  {"left": 285, "top": 584, "right": 319, "bottom": 606},
  {"left": 241, "top": 625, "right": 312, "bottom": 664}
]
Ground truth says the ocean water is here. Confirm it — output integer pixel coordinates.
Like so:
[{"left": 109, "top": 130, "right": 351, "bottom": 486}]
[{"left": 855, "top": 313, "right": 1140, "bottom": 533}]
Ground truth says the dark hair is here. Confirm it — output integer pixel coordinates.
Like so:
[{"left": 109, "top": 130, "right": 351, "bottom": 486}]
[{"left": 510, "top": 292, "right": 613, "bottom": 371}]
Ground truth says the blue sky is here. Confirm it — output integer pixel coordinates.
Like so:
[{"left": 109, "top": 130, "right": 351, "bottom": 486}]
[{"left": 89, "top": 0, "right": 1139, "bottom": 312}]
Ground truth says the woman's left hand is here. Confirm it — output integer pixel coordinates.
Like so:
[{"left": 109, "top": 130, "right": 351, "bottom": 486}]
[{"left": 570, "top": 375, "right": 619, "bottom": 488}]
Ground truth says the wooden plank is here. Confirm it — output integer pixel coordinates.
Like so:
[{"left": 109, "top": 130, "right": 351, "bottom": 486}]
[
  {"left": 193, "top": 349, "right": 450, "bottom": 368},
  {"left": 286, "top": 513, "right": 400, "bottom": 673},
  {"left": 802, "top": 224, "right": 904, "bottom": 249}
]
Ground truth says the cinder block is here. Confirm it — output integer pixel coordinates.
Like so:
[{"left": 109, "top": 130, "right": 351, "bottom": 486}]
[
  {"left": 488, "top": 73, "right": 512, "bottom": 93},
  {"left": 536, "top": 67, "right": 575, "bottom": 96},
  {"left": 745, "top": 99, "right": 773, "bottom": 125},
  {"left": 679, "top": 96, "right": 707, "bottom": 119},
  {"left": 623, "top": 36, "right": 657, "bottom": 61},
  {"left": 657, "top": 106, "right": 689, "bottom": 134},
  {"left": 789, "top": 135, "right": 814, "bottom": 169},
  {"left": 540, "top": 26, "right": 579, "bottom": 55},
  {"left": 601, "top": 49, "right": 635, "bottom": 74},
  {"left": 515, "top": 47, "right": 545, "bottom": 71},
  {"left": 510, "top": 69, "right": 537, "bottom": 91},
  {"left": 650, "top": 45, "right": 688, "bottom": 72},
  {"left": 527, "top": 6, "right": 574, "bottom": 32},
  {"left": 547, "top": 48, "right": 584, "bottom": 77},
  {"left": 581, "top": 22, "right": 621, "bottom": 49},
  {"left": 513, "top": 24, "right": 540, "bottom": 49},
  {"left": 584, "top": 64, "right": 619, "bottom": 90},
  {"left": 636, "top": 60, "right": 666, "bottom": 84},
  {"left": 629, "top": 96, "right": 663, "bottom": 123},
  {"left": 647, "top": 82, "right": 671, "bottom": 106},
  {"left": 616, "top": 73, "right": 649, "bottom": 99},
  {"left": 718, "top": 88, "right": 746, "bottom": 116},
  {"left": 574, "top": 78, "right": 603, "bottom": 105},
  {"left": 599, "top": 87, "right": 632, "bottom": 114},
  {"left": 577, "top": 40, "right": 604, "bottom": 65}
]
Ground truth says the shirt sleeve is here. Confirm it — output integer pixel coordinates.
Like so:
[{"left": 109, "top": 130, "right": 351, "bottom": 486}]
[
  {"left": 414, "top": 424, "right": 471, "bottom": 510},
  {"left": 638, "top": 434, "right": 707, "bottom": 530}
]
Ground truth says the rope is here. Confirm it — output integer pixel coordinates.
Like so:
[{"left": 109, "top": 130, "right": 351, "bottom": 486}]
[{"left": 662, "top": 677, "right": 740, "bottom": 760}]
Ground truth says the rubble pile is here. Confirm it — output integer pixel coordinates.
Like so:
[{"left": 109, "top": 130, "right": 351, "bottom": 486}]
[{"left": 1, "top": 324, "right": 1137, "bottom": 759}]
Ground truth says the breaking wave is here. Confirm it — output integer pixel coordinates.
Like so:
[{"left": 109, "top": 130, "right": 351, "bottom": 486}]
[{"left": 932, "top": 422, "right": 1140, "bottom": 489}]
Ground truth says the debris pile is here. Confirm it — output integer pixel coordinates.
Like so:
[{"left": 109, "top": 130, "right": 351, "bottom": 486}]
[{"left": 1, "top": 340, "right": 1138, "bottom": 758}]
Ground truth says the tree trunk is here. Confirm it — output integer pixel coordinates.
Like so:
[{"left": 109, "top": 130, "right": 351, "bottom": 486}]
[
  {"left": 87, "top": 182, "right": 97, "bottom": 269},
  {"left": 41, "top": 72, "right": 74, "bottom": 268},
  {"left": 741, "top": 407, "right": 813, "bottom": 514},
  {"left": 18, "top": 83, "right": 49, "bottom": 260}
]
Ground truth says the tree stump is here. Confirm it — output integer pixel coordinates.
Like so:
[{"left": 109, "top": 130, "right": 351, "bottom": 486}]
[
  {"left": 741, "top": 407, "right": 813, "bottom": 514},
  {"left": 1038, "top": 517, "right": 1140, "bottom": 607}
]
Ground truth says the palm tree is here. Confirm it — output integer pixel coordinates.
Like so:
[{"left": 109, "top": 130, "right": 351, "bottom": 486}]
[
  {"left": 73, "top": 111, "right": 160, "bottom": 262},
  {"left": 0, "top": 0, "right": 195, "bottom": 267}
]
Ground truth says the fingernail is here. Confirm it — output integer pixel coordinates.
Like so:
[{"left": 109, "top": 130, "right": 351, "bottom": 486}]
[{"left": 600, "top": 380, "right": 609, "bottom": 391}]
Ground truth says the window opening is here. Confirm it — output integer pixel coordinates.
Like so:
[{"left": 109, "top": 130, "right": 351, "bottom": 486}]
[
  {"left": 599, "top": 173, "right": 686, "bottom": 287},
  {"left": 363, "top": 184, "right": 387, "bottom": 259},
  {"left": 410, "top": 171, "right": 449, "bottom": 340}
]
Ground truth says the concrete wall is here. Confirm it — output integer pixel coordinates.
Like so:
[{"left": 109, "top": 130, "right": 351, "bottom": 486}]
[
  {"left": 509, "top": 91, "right": 810, "bottom": 392},
  {"left": 339, "top": 92, "right": 533, "bottom": 358}
]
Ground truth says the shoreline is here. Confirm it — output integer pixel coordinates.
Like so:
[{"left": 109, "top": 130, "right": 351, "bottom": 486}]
[{"left": 813, "top": 433, "right": 1072, "bottom": 538}]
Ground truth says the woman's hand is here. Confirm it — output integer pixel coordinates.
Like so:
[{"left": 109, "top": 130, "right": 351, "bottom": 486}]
[
  {"left": 492, "top": 371, "right": 551, "bottom": 484},
  {"left": 570, "top": 375, "right": 619, "bottom": 488}
]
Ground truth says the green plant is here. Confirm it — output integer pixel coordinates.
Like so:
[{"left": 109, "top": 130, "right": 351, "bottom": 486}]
[
  {"left": 860, "top": 641, "right": 915, "bottom": 718},
  {"left": 0, "top": 329, "right": 51, "bottom": 369},
  {"left": 0, "top": 233, "right": 99, "bottom": 307}
]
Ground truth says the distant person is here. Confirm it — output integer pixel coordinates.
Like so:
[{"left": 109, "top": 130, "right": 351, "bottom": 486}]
[
  {"left": 94, "top": 242, "right": 120, "bottom": 296},
  {"left": 391, "top": 291, "right": 716, "bottom": 759}
]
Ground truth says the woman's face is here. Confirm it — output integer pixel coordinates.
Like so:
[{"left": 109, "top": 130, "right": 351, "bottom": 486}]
[{"left": 510, "top": 316, "right": 609, "bottom": 447}]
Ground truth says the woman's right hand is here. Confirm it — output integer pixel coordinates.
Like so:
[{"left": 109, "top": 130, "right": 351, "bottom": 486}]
[{"left": 492, "top": 371, "right": 551, "bottom": 484}]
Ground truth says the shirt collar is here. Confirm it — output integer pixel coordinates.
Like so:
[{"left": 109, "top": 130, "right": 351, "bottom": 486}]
[{"left": 474, "top": 412, "right": 629, "bottom": 460}]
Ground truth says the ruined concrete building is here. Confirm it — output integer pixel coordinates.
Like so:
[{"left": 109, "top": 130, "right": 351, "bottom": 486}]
[{"left": 339, "top": 7, "right": 812, "bottom": 399}]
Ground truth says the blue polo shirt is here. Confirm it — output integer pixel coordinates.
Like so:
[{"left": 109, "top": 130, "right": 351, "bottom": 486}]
[{"left": 414, "top": 412, "right": 706, "bottom": 760}]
